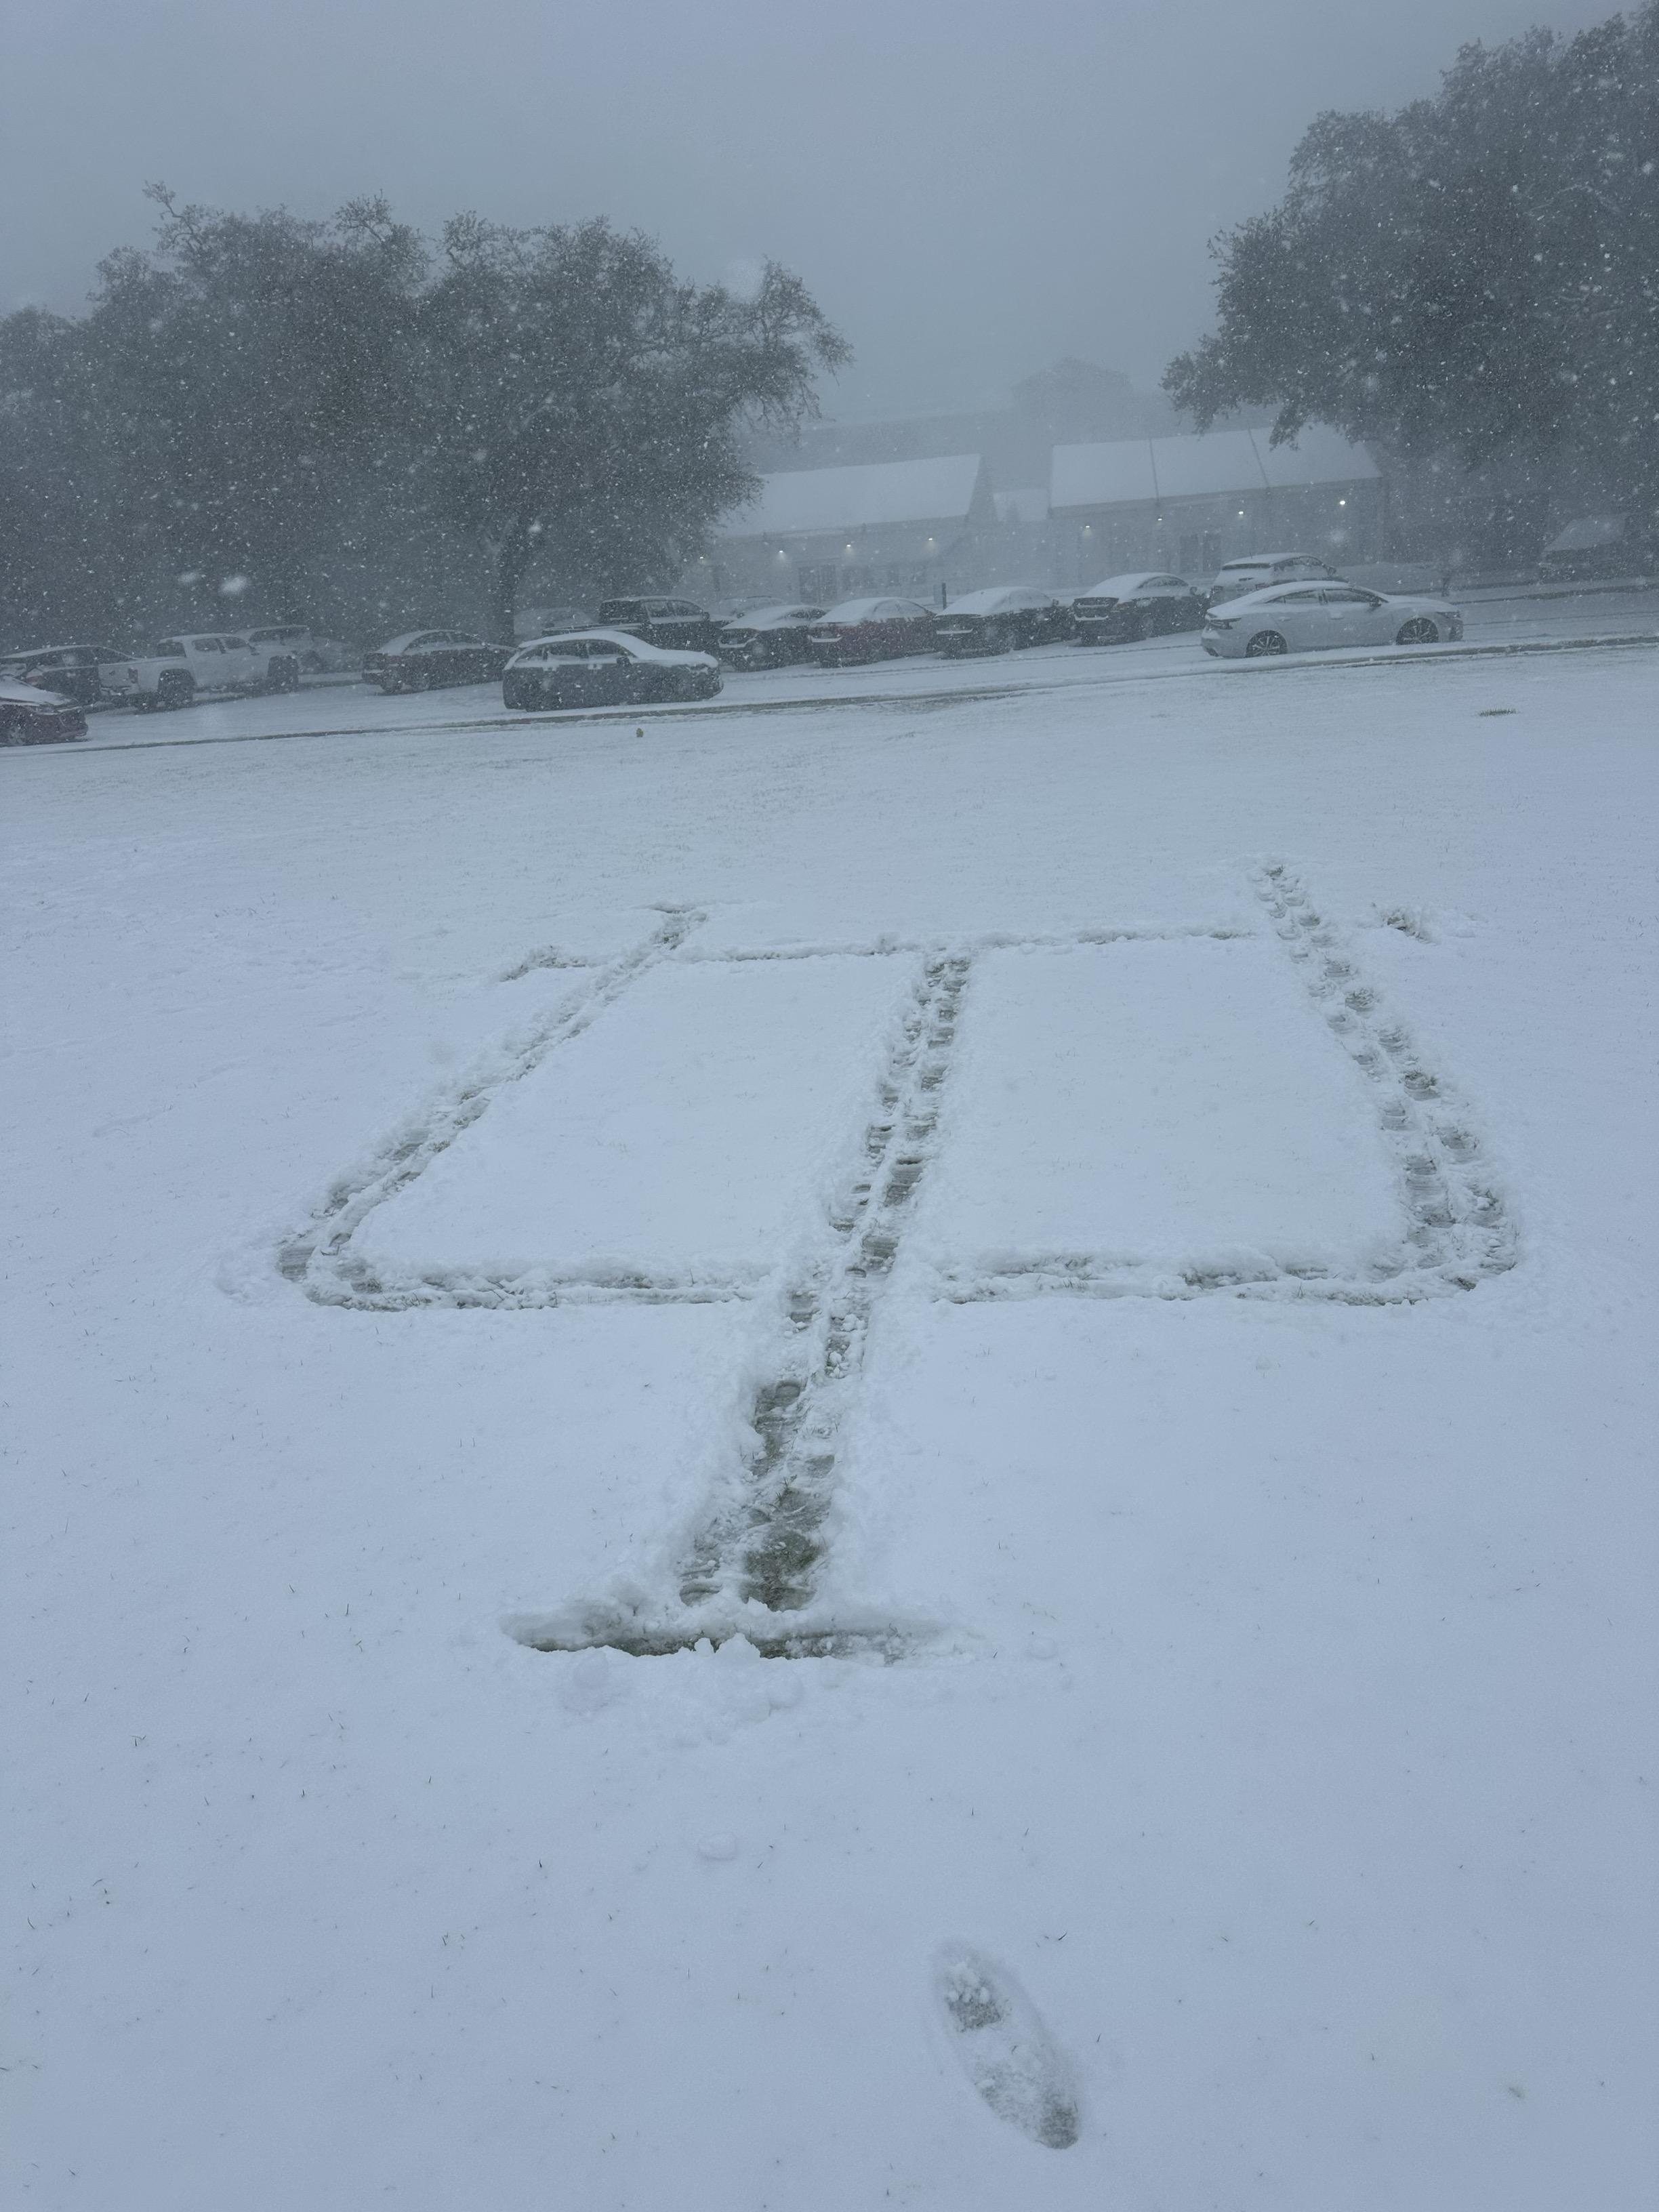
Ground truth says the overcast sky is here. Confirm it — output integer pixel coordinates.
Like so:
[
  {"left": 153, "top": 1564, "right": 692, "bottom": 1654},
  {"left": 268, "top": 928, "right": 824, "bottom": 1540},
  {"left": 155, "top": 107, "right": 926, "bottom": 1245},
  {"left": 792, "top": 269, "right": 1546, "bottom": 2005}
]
[{"left": 1, "top": 0, "right": 1614, "bottom": 419}]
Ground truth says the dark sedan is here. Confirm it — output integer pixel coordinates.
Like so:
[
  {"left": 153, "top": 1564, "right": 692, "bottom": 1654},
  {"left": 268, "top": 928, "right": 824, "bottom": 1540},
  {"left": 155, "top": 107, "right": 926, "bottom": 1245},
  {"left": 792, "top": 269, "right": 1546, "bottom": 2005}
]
[
  {"left": 363, "top": 630, "right": 513, "bottom": 693},
  {"left": 1538, "top": 514, "right": 1657, "bottom": 583},
  {"left": 806, "top": 597, "right": 936, "bottom": 666},
  {"left": 596, "top": 596, "right": 725, "bottom": 656},
  {"left": 1071, "top": 573, "right": 1207, "bottom": 644},
  {"left": 933, "top": 586, "right": 1073, "bottom": 657},
  {"left": 501, "top": 630, "right": 723, "bottom": 710},
  {"left": 716, "top": 604, "right": 827, "bottom": 670},
  {"left": 0, "top": 642, "right": 130, "bottom": 707},
  {"left": 0, "top": 678, "right": 87, "bottom": 743}
]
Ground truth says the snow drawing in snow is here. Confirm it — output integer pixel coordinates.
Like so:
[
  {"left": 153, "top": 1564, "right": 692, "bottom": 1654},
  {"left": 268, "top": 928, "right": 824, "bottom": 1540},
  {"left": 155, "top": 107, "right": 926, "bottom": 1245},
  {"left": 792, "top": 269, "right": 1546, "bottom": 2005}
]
[{"left": 277, "top": 862, "right": 1514, "bottom": 1661}]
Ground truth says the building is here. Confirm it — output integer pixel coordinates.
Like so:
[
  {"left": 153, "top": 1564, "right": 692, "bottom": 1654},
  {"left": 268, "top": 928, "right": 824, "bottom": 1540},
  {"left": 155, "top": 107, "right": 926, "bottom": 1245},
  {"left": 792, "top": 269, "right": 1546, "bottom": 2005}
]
[
  {"left": 699, "top": 454, "right": 998, "bottom": 606},
  {"left": 1050, "top": 425, "right": 1381, "bottom": 586},
  {"left": 743, "top": 360, "right": 1176, "bottom": 487}
]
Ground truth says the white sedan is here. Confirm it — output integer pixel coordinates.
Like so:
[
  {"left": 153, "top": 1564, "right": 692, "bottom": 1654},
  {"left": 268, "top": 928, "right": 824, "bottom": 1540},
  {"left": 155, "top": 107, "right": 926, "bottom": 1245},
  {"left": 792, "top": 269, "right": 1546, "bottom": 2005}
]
[{"left": 1201, "top": 582, "right": 1464, "bottom": 658}]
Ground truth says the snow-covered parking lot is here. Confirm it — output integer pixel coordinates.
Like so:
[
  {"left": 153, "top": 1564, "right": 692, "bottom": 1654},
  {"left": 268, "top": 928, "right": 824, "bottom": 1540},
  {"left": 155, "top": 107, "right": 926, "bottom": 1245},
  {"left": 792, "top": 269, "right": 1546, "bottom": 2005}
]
[{"left": 5, "top": 636, "right": 1656, "bottom": 2207}]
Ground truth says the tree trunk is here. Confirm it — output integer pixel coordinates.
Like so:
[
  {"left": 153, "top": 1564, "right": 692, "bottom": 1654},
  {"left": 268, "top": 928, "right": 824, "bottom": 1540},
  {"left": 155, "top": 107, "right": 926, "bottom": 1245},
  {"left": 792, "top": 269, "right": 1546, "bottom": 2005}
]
[{"left": 491, "top": 516, "right": 533, "bottom": 645}]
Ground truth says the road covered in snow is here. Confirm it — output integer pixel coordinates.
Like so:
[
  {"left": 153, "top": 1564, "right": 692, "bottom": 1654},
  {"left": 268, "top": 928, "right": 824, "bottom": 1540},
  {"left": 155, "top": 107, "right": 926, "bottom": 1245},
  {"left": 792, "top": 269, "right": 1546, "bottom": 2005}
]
[{"left": 5, "top": 634, "right": 1656, "bottom": 2207}]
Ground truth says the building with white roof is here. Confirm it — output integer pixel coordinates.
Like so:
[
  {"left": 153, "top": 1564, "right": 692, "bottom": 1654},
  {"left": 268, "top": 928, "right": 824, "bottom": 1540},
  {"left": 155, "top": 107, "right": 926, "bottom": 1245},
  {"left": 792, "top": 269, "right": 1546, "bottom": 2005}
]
[
  {"left": 1050, "top": 426, "right": 1381, "bottom": 583},
  {"left": 699, "top": 455, "right": 997, "bottom": 605}
]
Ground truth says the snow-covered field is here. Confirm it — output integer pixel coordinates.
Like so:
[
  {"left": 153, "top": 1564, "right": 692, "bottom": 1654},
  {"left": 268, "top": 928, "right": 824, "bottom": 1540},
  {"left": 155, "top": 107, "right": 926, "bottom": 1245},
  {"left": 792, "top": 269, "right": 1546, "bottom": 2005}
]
[{"left": 5, "top": 637, "right": 1655, "bottom": 2207}]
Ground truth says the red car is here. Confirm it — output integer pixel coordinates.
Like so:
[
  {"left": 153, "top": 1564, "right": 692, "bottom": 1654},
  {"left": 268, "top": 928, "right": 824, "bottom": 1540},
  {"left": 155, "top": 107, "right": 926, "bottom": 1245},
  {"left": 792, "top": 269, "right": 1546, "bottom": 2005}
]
[
  {"left": 0, "top": 678, "right": 87, "bottom": 744},
  {"left": 806, "top": 596, "right": 936, "bottom": 666}
]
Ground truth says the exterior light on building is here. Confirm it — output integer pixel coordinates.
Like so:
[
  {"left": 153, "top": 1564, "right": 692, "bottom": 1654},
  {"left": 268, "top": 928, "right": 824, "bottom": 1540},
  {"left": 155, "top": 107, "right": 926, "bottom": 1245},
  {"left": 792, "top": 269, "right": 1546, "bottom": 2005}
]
[
  {"left": 1237, "top": 508, "right": 1246, "bottom": 518},
  {"left": 1083, "top": 523, "right": 1093, "bottom": 535},
  {"left": 1338, "top": 497, "right": 1347, "bottom": 508}
]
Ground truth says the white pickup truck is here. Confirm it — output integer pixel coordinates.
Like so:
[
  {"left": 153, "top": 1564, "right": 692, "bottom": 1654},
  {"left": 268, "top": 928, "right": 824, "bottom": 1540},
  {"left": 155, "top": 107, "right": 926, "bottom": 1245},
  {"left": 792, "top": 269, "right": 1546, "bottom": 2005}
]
[{"left": 112, "top": 631, "right": 306, "bottom": 710}]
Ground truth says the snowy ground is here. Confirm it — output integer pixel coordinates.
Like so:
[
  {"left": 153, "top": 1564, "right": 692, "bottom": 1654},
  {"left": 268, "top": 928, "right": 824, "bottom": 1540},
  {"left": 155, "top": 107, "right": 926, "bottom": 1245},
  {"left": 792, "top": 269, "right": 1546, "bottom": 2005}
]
[{"left": 5, "top": 630, "right": 1656, "bottom": 2207}]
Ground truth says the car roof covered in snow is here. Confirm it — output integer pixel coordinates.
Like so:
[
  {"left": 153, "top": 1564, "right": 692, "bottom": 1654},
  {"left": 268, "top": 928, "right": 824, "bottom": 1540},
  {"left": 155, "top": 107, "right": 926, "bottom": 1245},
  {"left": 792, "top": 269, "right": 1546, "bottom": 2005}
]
[
  {"left": 1544, "top": 514, "right": 1627, "bottom": 551},
  {"left": 1079, "top": 573, "right": 1184, "bottom": 598},
  {"left": 0, "top": 678, "right": 72, "bottom": 705},
  {"left": 812, "top": 598, "right": 885, "bottom": 623},
  {"left": 1208, "top": 581, "right": 1343, "bottom": 609},
  {"left": 510, "top": 628, "right": 708, "bottom": 663},
  {"left": 377, "top": 630, "right": 484, "bottom": 653},
  {"left": 939, "top": 586, "right": 1052, "bottom": 616},
  {"left": 720, "top": 605, "right": 823, "bottom": 630},
  {"left": 815, "top": 598, "right": 930, "bottom": 623},
  {"left": 1214, "top": 552, "right": 1320, "bottom": 570}
]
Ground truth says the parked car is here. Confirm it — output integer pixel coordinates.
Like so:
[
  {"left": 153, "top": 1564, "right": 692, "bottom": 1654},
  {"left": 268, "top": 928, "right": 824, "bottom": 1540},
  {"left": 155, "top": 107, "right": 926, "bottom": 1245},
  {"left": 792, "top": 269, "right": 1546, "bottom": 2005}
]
[
  {"left": 1537, "top": 514, "right": 1658, "bottom": 583},
  {"left": 501, "top": 630, "right": 723, "bottom": 710},
  {"left": 113, "top": 633, "right": 268, "bottom": 710},
  {"left": 1207, "top": 552, "right": 1339, "bottom": 608},
  {"left": 595, "top": 597, "right": 724, "bottom": 656},
  {"left": 1070, "top": 573, "right": 1207, "bottom": 645},
  {"left": 0, "top": 642, "right": 132, "bottom": 708},
  {"left": 243, "top": 625, "right": 358, "bottom": 677},
  {"left": 715, "top": 604, "right": 827, "bottom": 670},
  {"left": 363, "top": 631, "right": 512, "bottom": 693},
  {"left": 806, "top": 597, "right": 936, "bottom": 666},
  {"left": 933, "top": 586, "right": 1073, "bottom": 657},
  {"left": 0, "top": 678, "right": 87, "bottom": 743},
  {"left": 514, "top": 606, "right": 593, "bottom": 642},
  {"left": 1201, "top": 583, "right": 1463, "bottom": 658}
]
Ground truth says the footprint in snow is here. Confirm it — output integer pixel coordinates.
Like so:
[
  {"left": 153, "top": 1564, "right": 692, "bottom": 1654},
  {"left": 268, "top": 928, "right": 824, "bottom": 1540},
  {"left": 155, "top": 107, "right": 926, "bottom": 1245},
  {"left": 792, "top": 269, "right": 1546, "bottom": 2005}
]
[{"left": 934, "top": 1943, "right": 1081, "bottom": 2149}]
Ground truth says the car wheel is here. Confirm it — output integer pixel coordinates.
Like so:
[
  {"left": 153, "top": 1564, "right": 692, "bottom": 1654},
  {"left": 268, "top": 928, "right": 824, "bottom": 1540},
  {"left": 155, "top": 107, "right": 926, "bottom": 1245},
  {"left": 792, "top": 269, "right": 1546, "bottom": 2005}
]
[
  {"left": 156, "top": 670, "right": 196, "bottom": 710},
  {"left": 1244, "top": 630, "right": 1288, "bottom": 657},
  {"left": 1395, "top": 617, "right": 1439, "bottom": 645}
]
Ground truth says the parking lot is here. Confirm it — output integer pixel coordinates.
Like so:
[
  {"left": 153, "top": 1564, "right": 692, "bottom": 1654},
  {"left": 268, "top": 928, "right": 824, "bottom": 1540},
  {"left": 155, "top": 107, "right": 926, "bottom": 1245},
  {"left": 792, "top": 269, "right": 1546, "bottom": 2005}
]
[{"left": 9, "top": 577, "right": 1654, "bottom": 759}]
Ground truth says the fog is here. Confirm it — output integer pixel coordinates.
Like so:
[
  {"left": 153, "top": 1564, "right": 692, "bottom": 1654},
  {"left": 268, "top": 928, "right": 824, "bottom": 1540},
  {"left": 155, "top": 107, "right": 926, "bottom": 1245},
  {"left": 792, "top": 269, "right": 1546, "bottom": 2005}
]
[{"left": 0, "top": 0, "right": 1617, "bottom": 417}]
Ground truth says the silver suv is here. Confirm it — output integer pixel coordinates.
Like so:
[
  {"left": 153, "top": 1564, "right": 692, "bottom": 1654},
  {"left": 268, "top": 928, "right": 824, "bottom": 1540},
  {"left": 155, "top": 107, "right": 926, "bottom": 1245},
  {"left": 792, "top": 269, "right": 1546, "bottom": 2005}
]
[{"left": 1207, "top": 552, "right": 1338, "bottom": 609}]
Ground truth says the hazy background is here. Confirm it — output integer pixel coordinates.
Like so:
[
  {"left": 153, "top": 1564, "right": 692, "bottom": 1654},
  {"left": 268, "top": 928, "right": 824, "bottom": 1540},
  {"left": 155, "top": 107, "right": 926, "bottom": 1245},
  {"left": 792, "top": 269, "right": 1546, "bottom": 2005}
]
[{"left": 1, "top": 0, "right": 1616, "bottom": 418}]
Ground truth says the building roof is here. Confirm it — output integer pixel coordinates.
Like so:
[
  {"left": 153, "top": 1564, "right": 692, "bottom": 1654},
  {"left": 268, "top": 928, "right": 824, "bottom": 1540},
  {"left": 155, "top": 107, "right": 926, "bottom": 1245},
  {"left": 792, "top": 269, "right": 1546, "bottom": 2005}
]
[
  {"left": 1050, "top": 425, "right": 1378, "bottom": 511},
  {"left": 723, "top": 454, "right": 985, "bottom": 539}
]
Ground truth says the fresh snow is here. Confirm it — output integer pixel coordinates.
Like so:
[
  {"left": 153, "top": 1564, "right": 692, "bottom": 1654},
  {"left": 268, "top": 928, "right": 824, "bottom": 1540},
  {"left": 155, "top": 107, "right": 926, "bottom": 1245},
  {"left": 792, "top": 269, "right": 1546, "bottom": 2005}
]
[
  {"left": 911, "top": 937, "right": 1404, "bottom": 1269},
  {"left": 354, "top": 953, "right": 912, "bottom": 1290},
  {"left": 4, "top": 632, "right": 1656, "bottom": 2210}
]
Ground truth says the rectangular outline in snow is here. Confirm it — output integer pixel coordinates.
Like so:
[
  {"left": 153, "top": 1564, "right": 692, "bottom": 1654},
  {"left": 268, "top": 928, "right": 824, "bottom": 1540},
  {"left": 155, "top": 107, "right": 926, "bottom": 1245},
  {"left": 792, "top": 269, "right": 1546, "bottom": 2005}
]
[
  {"left": 278, "top": 899, "right": 1510, "bottom": 1315},
  {"left": 276, "top": 871, "right": 1513, "bottom": 1658}
]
